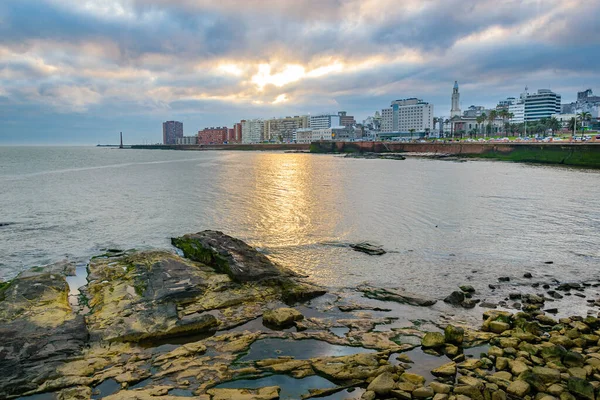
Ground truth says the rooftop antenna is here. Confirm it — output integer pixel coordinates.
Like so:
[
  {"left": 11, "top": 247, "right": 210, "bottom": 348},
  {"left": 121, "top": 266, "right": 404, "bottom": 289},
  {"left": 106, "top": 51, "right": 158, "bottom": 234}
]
[{"left": 119, "top": 132, "right": 123, "bottom": 149}]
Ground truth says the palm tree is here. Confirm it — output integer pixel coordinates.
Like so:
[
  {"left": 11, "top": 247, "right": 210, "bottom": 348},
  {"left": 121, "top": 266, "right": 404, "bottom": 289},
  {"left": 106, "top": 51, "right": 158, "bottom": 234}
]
[
  {"left": 487, "top": 110, "right": 497, "bottom": 137},
  {"left": 476, "top": 115, "right": 485, "bottom": 138},
  {"left": 578, "top": 111, "right": 592, "bottom": 138},
  {"left": 433, "top": 117, "right": 439, "bottom": 133},
  {"left": 479, "top": 113, "right": 487, "bottom": 137},
  {"left": 444, "top": 119, "right": 450, "bottom": 138},
  {"left": 409, "top": 128, "right": 416, "bottom": 141},
  {"left": 548, "top": 117, "right": 560, "bottom": 135},
  {"left": 498, "top": 110, "right": 509, "bottom": 136}
]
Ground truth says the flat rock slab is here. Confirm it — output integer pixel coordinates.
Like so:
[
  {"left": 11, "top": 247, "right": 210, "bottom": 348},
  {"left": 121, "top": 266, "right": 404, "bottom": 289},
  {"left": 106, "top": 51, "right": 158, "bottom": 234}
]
[
  {"left": 0, "top": 266, "right": 88, "bottom": 398},
  {"left": 172, "top": 230, "right": 287, "bottom": 282},
  {"left": 350, "top": 242, "right": 386, "bottom": 255},
  {"left": 358, "top": 285, "right": 437, "bottom": 307}
]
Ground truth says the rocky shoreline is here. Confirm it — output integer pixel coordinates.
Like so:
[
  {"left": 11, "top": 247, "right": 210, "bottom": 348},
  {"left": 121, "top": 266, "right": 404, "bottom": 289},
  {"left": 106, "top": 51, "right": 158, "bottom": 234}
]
[{"left": 1, "top": 231, "right": 599, "bottom": 400}]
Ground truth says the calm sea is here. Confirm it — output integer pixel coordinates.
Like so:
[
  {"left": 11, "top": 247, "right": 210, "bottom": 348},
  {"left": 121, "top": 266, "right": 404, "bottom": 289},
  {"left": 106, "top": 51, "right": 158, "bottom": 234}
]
[{"left": 1, "top": 146, "right": 599, "bottom": 301}]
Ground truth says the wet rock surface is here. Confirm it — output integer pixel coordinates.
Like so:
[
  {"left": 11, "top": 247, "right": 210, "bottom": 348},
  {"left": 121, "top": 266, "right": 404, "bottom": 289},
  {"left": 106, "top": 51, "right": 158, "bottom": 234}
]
[
  {"left": 350, "top": 242, "right": 386, "bottom": 256},
  {"left": 3, "top": 231, "right": 600, "bottom": 399}
]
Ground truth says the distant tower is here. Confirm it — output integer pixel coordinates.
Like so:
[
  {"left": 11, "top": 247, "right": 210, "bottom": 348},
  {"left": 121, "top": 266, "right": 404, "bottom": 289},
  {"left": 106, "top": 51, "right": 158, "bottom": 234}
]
[
  {"left": 119, "top": 132, "right": 123, "bottom": 149},
  {"left": 451, "top": 81, "right": 461, "bottom": 118}
]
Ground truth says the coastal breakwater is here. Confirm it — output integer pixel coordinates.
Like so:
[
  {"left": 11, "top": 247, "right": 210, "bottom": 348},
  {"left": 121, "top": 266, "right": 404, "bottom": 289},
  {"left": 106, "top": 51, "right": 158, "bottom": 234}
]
[
  {"left": 310, "top": 142, "right": 600, "bottom": 168},
  {"left": 131, "top": 142, "right": 600, "bottom": 168}
]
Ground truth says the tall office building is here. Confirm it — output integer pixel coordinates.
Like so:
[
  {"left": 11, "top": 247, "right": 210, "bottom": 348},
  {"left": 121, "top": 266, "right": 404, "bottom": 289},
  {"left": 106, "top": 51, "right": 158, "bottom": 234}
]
[
  {"left": 162, "top": 121, "right": 183, "bottom": 145},
  {"left": 524, "top": 89, "right": 561, "bottom": 121}
]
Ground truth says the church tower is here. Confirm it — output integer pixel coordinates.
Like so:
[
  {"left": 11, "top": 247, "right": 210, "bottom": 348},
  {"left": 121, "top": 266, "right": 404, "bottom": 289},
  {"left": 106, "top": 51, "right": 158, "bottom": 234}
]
[{"left": 451, "top": 81, "right": 461, "bottom": 118}]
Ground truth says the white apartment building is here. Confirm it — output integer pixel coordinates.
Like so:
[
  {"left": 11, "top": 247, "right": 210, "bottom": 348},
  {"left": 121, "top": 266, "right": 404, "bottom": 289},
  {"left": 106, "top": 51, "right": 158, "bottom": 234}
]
[
  {"left": 381, "top": 98, "right": 433, "bottom": 133},
  {"left": 264, "top": 115, "right": 309, "bottom": 142},
  {"left": 309, "top": 114, "right": 341, "bottom": 130},
  {"left": 241, "top": 119, "right": 265, "bottom": 144}
]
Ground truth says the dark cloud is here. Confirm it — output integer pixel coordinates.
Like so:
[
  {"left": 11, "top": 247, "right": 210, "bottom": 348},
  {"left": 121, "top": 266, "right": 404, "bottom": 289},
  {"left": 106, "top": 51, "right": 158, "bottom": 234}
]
[{"left": 0, "top": 0, "right": 598, "bottom": 144}]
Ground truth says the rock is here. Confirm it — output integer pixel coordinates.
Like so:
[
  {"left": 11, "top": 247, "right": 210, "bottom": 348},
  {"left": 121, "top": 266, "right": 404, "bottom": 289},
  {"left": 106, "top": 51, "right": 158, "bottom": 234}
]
[
  {"left": 312, "top": 353, "right": 388, "bottom": 381},
  {"left": 563, "top": 351, "right": 585, "bottom": 367},
  {"left": 567, "top": 377, "right": 595, "bottom": 400},
  {"left": 86, "top": 251, "right": 220, "bottom": 342},
  {"left": 444, "top": 325, "right": 464, "bottom": 345},
  {"left": 390, "top": 390, "right": 412, "bottom": 400},
  {"left": 444, "top": 291, "right": 465, "bottom": 306},
  {"left": 400, "top": 372, "right": 426, "bottom": 386},
  {"left": 531, "top": 366, "right": 562, "bottom": 384},
  {"left": 57, "top": 386, "right": 92, "bottom": 400},
  {"left": 207, "top": 386, "right": 280, "bottom": 400},
  {"left": 431, "top": 362, "right": 457, "bottom": 377},
  {"left": 489, "top": 321, "right": 511, "bottom": 334},
  {"left": 413, "top": 386, "right": 435, "bottom": 398},
  {"left": 367, "top": 371, "right": 395, "bottom": 395},
  {"left": 430, "top": 382, "right": 452, "bottom": 394},
  {"left": 262, "top": 307, "right": 303, "bottom": 328},
  {"left": 499, "top": 277, "right": 510, "bottom": 282},
  {"left": 524, "top": 272, "right": 533, "bottom": 278},
  {"left": 350, "top": 242, "right": 386, "bottom": 255},
  {"left": 507, "top": 380, "right": 530, "bottom": 397},
  {"left": 0, "top": 265, "right": 88, "bottom": 398},
  {"left": 422, "top": 332, "right": 445, "bottom": 348},
  {"left": 361, "top": 391, "right": 376, "bottom": 400},
  {"left": 172, "top": 230, "right": 288, "bottom": 282},
  {"left": 358, "top": 285, "right": 436, "bottom": 307},
  {"left": 460, "top": 285, "right": 475, "bottom": 293}
]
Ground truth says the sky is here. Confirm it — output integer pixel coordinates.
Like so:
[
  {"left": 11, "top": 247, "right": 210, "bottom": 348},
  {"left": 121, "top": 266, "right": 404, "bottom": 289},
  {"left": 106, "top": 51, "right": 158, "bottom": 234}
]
[{"left": 1, "top": 0, "right": 599, "bottom": 145}]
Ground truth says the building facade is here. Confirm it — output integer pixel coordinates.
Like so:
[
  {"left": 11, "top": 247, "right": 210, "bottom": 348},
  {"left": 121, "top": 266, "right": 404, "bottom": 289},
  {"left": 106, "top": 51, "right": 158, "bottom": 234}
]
[
  {"left": 197, "top": 127, "right": 227, "bottom": 145},
  {"left": 524, "top": 89, "right": 561, "bottom": 121},
  {"left": 309, "top": 114, "right": 341, "bottom": 130},
  {"left": 241, "top": 119, "right": 265, "bottom": 144},
  {"left": 338, "top": 111, "right": 356, "bottom": 127},
  {"left": 176, "top": 136, "right": 197, "bottom": 145},
  {"left": 381, "top": 98, "right": 433, "bottom": 133},
  {"left": 162, "top": 121, "right": 183, "bottom": 145},
  {"left": 264, "top": 115, "right": 309, "bottom": 142}
]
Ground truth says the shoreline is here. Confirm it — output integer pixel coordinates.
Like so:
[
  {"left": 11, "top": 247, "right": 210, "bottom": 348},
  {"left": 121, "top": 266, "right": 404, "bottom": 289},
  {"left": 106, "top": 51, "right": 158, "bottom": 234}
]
[{"left": 2, "top": 232, "right": 600, "bottom": 399}]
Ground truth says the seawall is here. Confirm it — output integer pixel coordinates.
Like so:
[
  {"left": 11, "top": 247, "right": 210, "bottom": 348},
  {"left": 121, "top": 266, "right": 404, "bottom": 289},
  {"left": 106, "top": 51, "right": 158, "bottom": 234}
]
[
  {"left": 130, "top": 143, "right": 310, "bottom": 151},
  {"left": 309, "top": 141, "right": 600, "bottom": 168}
]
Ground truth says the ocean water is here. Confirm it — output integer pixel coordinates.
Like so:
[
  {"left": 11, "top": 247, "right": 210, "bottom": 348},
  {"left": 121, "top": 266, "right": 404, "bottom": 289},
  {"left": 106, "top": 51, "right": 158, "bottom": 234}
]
[{"left": 1, "top": 146, "right": 599, "bottom": 302}]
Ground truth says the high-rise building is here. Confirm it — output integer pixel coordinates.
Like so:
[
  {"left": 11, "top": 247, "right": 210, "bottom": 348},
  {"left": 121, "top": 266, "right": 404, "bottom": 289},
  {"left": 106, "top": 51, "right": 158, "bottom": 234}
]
[
  {"left": 233, "top": 122, "right": 243, "bottom": 143},
  {"left": 241, "top": 119, "right": 265, "bottom": 144},
  {"left": 162, "top": 121, "right": 183, "bottom": 145},
  {"left": 309, "top": 114, "right": 341, "bottom": 129},
  {"left": 451, "top": 81, "right": 461, "bottom": 118},
  {"left": 381, "top": 98, "right": 434, "bottom": 133},
  {"left": 197, "top": 127, "right": 227, "bottom": 145},
  {"left": 524, "top": 89, "right": 561, "bottom": 121},
  {"left": 264, "top": 115, "right": 309, "bottom": 142}
]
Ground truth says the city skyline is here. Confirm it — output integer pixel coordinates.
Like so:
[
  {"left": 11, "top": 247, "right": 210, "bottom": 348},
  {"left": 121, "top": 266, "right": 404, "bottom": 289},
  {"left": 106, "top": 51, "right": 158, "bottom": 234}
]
[{"left": 1, "top": 0, "right": 599, "bottom": 144}]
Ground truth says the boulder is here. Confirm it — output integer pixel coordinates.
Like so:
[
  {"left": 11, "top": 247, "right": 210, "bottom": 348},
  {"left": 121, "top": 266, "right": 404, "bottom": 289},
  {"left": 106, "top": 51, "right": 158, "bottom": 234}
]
[
  {"left": 207, "top": 386, "right": 280, "bottom": 400},
  {"left": 0, "top": 265, "right": 88, "bottom": 398},
  {"left": 444, "top": 325, "right": 464, "bottom": 345},
  {"left": 358, "top": 285, "right": 436, "bottom": 307},
  {"left": 507, "top": 380, "right": 530, "bottom": 397},
  {"left": 460, "top": 285, "right": 475, "bottom": 293},
  {"left": 431, "top": 362, "right": 457, "bottom": 377},
  {"left": 567, "top": 377, "right": 595, "bottom": 400},
  {"left": 171, "top": 230, "right": 286, "bottom": 282},
  {"left": 489, "top": 321, "right": 511, "bottom": 334},
  {"left": 263, "top": 307, "right": 303, "bottom": 328},
  {"left": 367, "top": 371, "right": 395, "bottom": 395},
  {"left": 422, "top": 332, "right": 445, "bottom": 348},
  {"left": 350, "top": 242, "right": 386, "bottom": 255},
  {"left": 444, "top": 291, "right": 465, "bottom": 306}
]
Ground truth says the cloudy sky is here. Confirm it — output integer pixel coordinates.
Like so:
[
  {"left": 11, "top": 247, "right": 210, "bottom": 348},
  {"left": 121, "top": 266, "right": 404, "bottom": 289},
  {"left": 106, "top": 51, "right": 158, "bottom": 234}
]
[{"left": 1, "top": 0, "right": 599, "bottom": 144}]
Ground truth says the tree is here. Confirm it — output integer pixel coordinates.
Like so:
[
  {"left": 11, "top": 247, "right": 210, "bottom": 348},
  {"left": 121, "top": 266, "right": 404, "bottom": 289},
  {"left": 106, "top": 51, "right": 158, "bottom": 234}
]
[
  {"left": 498, "top": 109, "right": 509, "bottom": 136},
  {"left": 548, "top": 117, "right": 560, "bottom": 135},
  {"left": 487, "top": 110, "right": 497, "bottom": 137},
  {"left": 476, "top": 114, "right": 485, "bottom": 137},
  {"left": 444, "top": 119, "right": 450, "bottom": 138},
  {"left": 578, "top": 111, "right": 592, "bottom": 138},
  {"left": 409, "top": 128, "right": 416, "bottom": 141},
  {"left": 433, "top": 117, "right": 439, "bottom": 132},
  {"left": 479, "top": 113, "right": 487, "bottom": 137}
]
